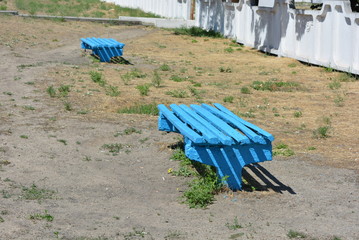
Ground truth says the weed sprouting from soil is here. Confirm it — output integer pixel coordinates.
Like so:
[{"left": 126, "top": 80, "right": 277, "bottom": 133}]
[
  {"left": 117, "top": 103, "right": 159, "bottom": 115},
  {"left": 21, "top": 184, "right": 55, "bottom": 201}
]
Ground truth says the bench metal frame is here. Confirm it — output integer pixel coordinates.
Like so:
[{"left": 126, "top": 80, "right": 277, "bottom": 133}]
[
  {"left": 81, "top": 37, "right": 125, "bottom": 62},
  {"left": 158, "top": 103, "right": 274, "bottom": 190}
]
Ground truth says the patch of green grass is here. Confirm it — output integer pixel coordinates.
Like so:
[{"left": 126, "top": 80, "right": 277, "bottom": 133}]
[
  {"left": 117, "top": 103, "right": 159, "bottom": 115},
  {"left": 224, "top": 47, "right": 234, "bottom": 53},
  {"left": 251, "top": 80, "right": 301, "bottom": 92},
  {"left": 64, "top": 101, "right": 72, "bottom": 111},
  {"left": 293, "top": 111, "right": 302, "bottom": 118},
  {"left": 337, "top": 72, "right": 358, "bottom": 82},
  {"left": 287, "top": 230, "right": 307, "bottom": 239},
  {"left": 166, "top": 90, "right": 188, "bottom": 98},
  {"left": 170, "top": 75, "right": 187, "bottom": 82},
  {"left": 115, "top": 127, "right": 142, "bottom": 137},
  {"left": 136, "top": 84, "right": 150, "bottom": 96},
  {"left": 334, "top": 95, "right": 344, "bottom": 107},
  {"left": 225, "top": 216, "right": 242, "bottom": 230},
  {"left": 105, "top": 85, "right": 120, "bottom": 97},
  {"left": 159, "top": 64, "right": 171, "bottom": 71},
  {"left": 240, "top": 86, "right": 251, "bottom": 94},
  {"left": 0, "top": 216, "right": 4, "bottom": 223},
  {"left": 308, "top": 146, "right": 316, "bottom": 150},
  {"left": 0, "top": 5, "right": 7, "bottom": 11},
  {"left": 57, "top": 139, "right": 67, "bottom": 145},
  {"left": 288, "top": 63, "right": 297, "bottom": 68},
  {"left": 58, "top": 85, "right": 71, "bottom": 97},
  {"left": 151, "top": 70, "right": 162, "bottom": 87},
  {"left": 188, "top": 86, "right": 205, "bottom": 99},
  {"left": 313, "top": 126, "right": 331, "bottom": 139},
  {"left": 23, "top": 105, "right": 35, "bottom": 111},
  {"left": 273, "top": 143, "right": 295, "bottom": 157},
  {"left": 173, "top": 26, "right": 223, "bottom": 38},
  {"left": 328, "top": 80, "right": 341, "bottom": 90},
  {"left": 30, "top": 210, "right": 53, "bottom": 222},
  {"left": 223, "top": 96, "right": 234, "bottom": 103},
  {"left": 90, "top": 71, "right": 106, "bottom": 87},
  {"left": 20, "top": 135, "right": 29, "bottom": 139},
  {"left": 124, "top": 227, "right": 151, "bottom": 240},
  {"left": 219, "top": 66, "right": 232, "bottom": 73},
  {"left": 47, "top": 86, "right": 56, "bottom": 97},
  {"left": 21, "top": 184, "right": 55, "bottom": 200},
  {"left": 101, "top": 143, "right": 123, "bottom": 155}
]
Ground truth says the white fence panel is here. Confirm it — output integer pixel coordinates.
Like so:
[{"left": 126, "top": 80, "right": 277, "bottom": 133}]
[{"left": 103, "top": 0, "right": 359, "bottom": 74}]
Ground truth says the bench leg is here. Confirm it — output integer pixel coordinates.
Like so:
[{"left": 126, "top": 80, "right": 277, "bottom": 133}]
[{"left": 185, "top": 140, "right": 272, "bottom": 190}]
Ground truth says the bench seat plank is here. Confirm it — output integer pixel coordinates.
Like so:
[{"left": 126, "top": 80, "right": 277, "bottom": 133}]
[
  {"left": 213, "top": 103, "right": 274, "bottom": 141},
  {"left": 178, "top": 104, "right": 234, "bottom": 145},
  {"left": 190, "top": 104, "right": 250, "bottom": 145},
  {"left": 158, "top": 104, "right": 205, "bottom": 144},
  {"left": 202, "top": 103, "right": 266, "bottom": 144}
]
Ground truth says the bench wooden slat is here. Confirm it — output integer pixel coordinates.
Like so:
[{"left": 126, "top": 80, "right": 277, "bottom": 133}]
[
  {"left": 202, "top": 104, "right": 266, "bottom": 144},
  {"left": 169, "top": 104, "right": 220, "bottom": 145},
  {"left": 158, "top": 104, "right": 206, "bottom": 144},
  {"left": 190, "top": 104, "right": 250, "bottom": 145},
  {"left": 178, "top": 104, "right": 234, "bottom": 145},
  {"left": 213, "top": 103, "right": 274, "bottom": 141}
]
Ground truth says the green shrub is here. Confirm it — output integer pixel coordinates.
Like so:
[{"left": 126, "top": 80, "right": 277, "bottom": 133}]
[
  {"left": 251, "top": 80, "right": 301, "bottom": 92},
  {"left": 151, "top": 70, "right": 162, "bottom": 87},
  {"left": 273, "top": 143, "right": 295, "bottom": 157},
  {"left": 223, "top": 96, "right": 234, "bottom": 103},
  {"left": 136, "top": 84, "right": 150, "bottom": 96}
]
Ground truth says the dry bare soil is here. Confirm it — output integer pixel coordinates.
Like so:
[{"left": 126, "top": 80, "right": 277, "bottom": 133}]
[{"left": 0, "top": 15, "right": 358, "bottom": 240}]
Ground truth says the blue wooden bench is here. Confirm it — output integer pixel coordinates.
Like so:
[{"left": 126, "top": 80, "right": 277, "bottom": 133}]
[
  {"left": 80, "top": 37, "right": 125, "bottom": 62},
  {"left": 158, "top": 103, "right": 274, "bottom": 190}
]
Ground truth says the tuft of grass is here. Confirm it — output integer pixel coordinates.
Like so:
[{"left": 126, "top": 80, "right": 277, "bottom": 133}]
[
  {"left": 101, "top": 143, "right": 123, "bottom": 155},
  {"left": 114, "top": 127, "right": 142, "bottom": 136},
  {"left": 170, "top": 75, "right": 186, "bottom": 82},
  {"left": 30, "top": 210, "right": 53, "bottom": 222},
  {"left": 287, "top": 230, "right": 307, "bottom": 239},
  {"left": 293, "top": 111, "right": 303, "bottom": 118},
  {"left": 64, "top": 101, "right": 72, "bottom": 111},
  {"left": 240, "top": 86, "right": 251, "bottom": 94},
  {"left": 21, "top": 184, "right": 55, "bottom": 201},
  {"left": 313, "top": 126, "right": 331, "bottom": 139},
  {"left": 273, "top": 143, "right": 295, "bottom": 157},
  {"left": 159, "top": 64, "right": 171, "bottom": 71},
  {"left": 219, "top": 66, "right": 232, "bottom": 73},
  {"left": 57, "top": 139, "right": 67, "bottom": 145},
  {"left": 328, "top": 80, "right": 341, "bottom": 90},
  {"left": 118, "top": 103, "right": 159, "bottom": 115},
  {"left": 58, "top": 85, "right": 71, "bottom": 97},
  {"left": 166, "top": 90, "right": 188, "bottom": 98},
  {"left": 173, "top": 26, "right": 223, "bottom": 38},
  {"left": 151, "top": 70, "right": 162, "bottom": 87},
  {"left": 90, "top": 71, "right": 106, "bottom": 87},
  {"left": 47, "top": 86, "right": 56, "bottom": 98},
  {"left": 23, "top": 106, "right": 35, "bottom": 111},
  {"left": 223, "top": 96, "right": 234, "bottom": 103},
  {"left": 225, "top": 217, "right": 242, "bottom": 230},
  {"left": 136, "top": 84, "right": 150, "bottom": 96},
  {"left": 20, "top": 135, "right": 29, "bottom": 139},
  {"left": 252, "top": 80, "right": 301, "bottom": 92},
  {"left": 105, "top": 85, "right": 120, "bottom": 97},
  {"left": 224, "top": 47, "right": 234, "bottom": 53}
]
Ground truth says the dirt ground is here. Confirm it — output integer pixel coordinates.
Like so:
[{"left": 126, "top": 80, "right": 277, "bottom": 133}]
[{"left": 0, "top": 15, "right": 358, "bottom": 240}]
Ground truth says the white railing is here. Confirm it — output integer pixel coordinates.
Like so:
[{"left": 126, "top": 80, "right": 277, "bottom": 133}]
[{"left": 103, "top": 0, "right": 359, "bottom": 74}]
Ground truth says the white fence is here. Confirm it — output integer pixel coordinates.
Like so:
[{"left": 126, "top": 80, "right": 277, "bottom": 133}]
[
  {"left": 103, "top": 0, "right": 359, "bottom": 74},
  {"left": 103, "top": 0, "right": 192, "bottom": 20}
]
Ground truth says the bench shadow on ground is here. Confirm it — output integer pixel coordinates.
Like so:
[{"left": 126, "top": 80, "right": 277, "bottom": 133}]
[
  {"left": 242, "top": 164, "right": 296, "bottom": 194},
  {"left": 168, "top": 142, "right": 296, "bottom": 194}
]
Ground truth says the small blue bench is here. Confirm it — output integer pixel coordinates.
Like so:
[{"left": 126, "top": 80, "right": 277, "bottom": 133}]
[
  {"left": 158, "top": 103, "right": 274, "bottom": 190},
  {"left": 80, "top": 37, "right": 125, "bottom": 62}
]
